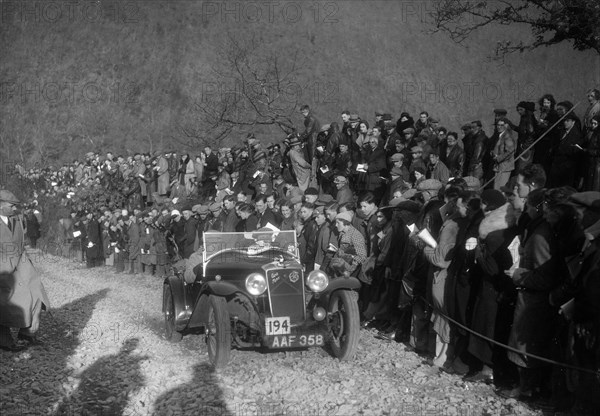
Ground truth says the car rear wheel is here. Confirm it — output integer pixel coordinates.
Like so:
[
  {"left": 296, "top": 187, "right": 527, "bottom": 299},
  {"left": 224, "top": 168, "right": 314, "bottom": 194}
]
[
  {"left": 328, "top": 290, "right": 359, "bottom": 360},
  {"left": 163, "top": 285, "right": 183, "bottom": 342},
  {"left": 206, "top": 295, "right": 231, "bottom": 368}
]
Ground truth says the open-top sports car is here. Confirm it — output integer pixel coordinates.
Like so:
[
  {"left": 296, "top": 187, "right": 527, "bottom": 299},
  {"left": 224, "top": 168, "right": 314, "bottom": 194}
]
[{"left": 162, "top": 230, "right": 361, "bottom": 368}]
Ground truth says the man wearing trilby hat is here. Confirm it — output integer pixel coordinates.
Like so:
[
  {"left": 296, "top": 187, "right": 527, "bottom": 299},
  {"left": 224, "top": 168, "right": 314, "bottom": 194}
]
[{"left": 0, "top": 190, "right": 50, "bottom": 351}]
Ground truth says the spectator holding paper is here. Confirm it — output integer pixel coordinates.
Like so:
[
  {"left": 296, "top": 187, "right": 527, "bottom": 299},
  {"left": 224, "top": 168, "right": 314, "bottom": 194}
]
[{"left": 500, "top": 188, "right": 561, "bottom": 401}]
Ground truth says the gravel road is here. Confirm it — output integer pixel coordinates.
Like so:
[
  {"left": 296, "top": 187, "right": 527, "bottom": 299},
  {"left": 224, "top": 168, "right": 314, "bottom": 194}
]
[{"left": 0, "top": 250, "right": 543, "bottom": 416}]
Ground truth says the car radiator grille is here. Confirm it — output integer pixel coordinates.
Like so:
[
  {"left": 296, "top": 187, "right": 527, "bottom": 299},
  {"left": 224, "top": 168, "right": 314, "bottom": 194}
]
[{"left": 266, "top": 268, "right": 305, "bottom": 322}]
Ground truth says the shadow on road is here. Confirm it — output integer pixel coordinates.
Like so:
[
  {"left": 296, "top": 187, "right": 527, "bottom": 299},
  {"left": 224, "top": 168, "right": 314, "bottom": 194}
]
[
  {"left": 55, "top": 338, "right": 149, "bottom": 415},
  {"left": 0, "top": 289, "right": 109, "bottom": 415},
  {"left": 153, "top": 362, "right": 232, "bottom": 416}
]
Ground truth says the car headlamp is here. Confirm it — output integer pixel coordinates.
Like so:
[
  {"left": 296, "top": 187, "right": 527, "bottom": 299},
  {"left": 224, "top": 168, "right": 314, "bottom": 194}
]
[
  {"left": 306, "top": 270, "right": 329, "bottom": 292},
  {"left": 245, "top": 273, "right": 267, "bottom": 296}
]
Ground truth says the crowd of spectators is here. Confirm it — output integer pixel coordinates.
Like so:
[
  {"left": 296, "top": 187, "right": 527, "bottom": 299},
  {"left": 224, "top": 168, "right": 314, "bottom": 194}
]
[{"left": 10, "top": 89, "right": 600, "bottom": 413}]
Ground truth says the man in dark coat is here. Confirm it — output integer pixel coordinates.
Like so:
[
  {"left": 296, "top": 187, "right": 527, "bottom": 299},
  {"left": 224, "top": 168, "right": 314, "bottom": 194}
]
[
  {"left": 0, "top": 190, "right": 50, "bottom": 351},
  {"left": 363, "top": 132, "right": 388, "bottom": 203},
  {"left": 181, "top": 207, "right": 198, "bottom": 259},
  {"left": 204, "top": 146, "right": 219, "bottom": 179},
  {"left": 222, "top": 196, "right": 239, "bottom": 232},
  {"left": 439, "top": 132, "right": 465, "bottom": 178},
  {"left": 465, "top": 121, "right": 487, "bottom": 179},
  {"left": 549, "top": 114, "right": 584, "bottom": 188},
  {"left": 255, "top": 195, "right": 279, "bottom": 229},
  {"left": 299, "top": 202, "right": 319, "bottom": 273},
  {"left": 127, "top": 214, "right": 142, "bottom": 274},
  {"left": 300, "top": 105, "right": 321, "bottom": 162},
  {"left": 85, "top": 211, "right": 104, "bottom": 267}
]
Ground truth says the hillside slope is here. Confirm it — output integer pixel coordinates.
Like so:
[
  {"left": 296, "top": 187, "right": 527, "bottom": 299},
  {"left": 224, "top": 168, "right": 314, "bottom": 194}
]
[{"left": 1, "top": 0, "right": 598, "bottom": 165}]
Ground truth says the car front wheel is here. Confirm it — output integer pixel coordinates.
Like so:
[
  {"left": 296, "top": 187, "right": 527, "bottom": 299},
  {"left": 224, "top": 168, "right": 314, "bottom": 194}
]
[
  {"left": 328, "top": 290, "right": 359, "bottom": 360},
  {"left": 206, "top": 295, "right": 231, "bottom": 368},
  {"left": 163, "top": 285, "right": 183, "bottom": 342}
]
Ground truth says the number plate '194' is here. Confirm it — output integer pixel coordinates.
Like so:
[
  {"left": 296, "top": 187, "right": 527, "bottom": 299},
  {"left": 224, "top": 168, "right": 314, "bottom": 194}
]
[{"left": 265, "top": 317, "right": 290, "bottom": 335}]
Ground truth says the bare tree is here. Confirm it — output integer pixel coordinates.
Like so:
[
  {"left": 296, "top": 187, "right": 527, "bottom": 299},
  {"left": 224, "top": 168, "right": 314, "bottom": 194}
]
[
  {"left": 179, "top": 31, "right": 304, "bottom": 149},
  {"left": 430, "top": 0, "right": 600, "bottom": 58}
]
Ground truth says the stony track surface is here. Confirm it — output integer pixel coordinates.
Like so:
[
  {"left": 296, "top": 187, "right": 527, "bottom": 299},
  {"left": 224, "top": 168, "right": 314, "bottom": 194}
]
[{"left": 0, "top": 250, "right": 543, "bottom": 416}]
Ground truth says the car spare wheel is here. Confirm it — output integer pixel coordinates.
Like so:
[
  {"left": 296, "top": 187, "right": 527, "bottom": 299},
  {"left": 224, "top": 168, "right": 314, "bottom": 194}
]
[
  {"left": 164, "top": 285, "right": 183, "bottom": 342},
  {"left": 206, "top": 295, "right": 231, "bottom": 368},
  {"left": 328, "top": 290, "right": 359, "bottom": 360}
]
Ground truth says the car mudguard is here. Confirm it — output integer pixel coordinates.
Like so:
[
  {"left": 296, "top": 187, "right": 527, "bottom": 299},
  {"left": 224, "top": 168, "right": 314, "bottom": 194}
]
[
  {"left": 163, "top": 276, "right": 192, "bottom": 331},
  {"left": 323, "top": 276, "right": 361, "bottom": 293},
  {"left": 316, "top": 276, "right": 361, "bottom": 305},
  {"left": 186, "top": 281, "right": 241, "bottom": 329}
]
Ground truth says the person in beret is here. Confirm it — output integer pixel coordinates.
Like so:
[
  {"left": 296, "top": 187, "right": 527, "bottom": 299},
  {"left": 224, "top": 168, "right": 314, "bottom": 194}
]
[
  {"left": 329, "top": 210, "right": 367, "bottom": 278},
  {"left": 0, "top": 190, "right": 50, "bottom": 351}
]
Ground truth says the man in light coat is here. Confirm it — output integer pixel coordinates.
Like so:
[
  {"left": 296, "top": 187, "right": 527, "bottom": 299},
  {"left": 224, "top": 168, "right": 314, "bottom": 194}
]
[
  {"left": 0, "top": 190, "right": 50, "bottom": 351},
  {"left": 288, "top": 135, "right": 311, "bottom": 192},
  {"left": 156, "top": 152, "right": 170, "bottom": 196}
]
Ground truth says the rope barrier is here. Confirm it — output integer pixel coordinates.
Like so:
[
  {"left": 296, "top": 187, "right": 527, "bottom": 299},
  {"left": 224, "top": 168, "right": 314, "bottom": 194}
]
[
  {"left": 417, "top": 295, "right": 600, "bottom": 377},
  {"left": 479, "top": 101, "right": 582, "bottom": 190}
]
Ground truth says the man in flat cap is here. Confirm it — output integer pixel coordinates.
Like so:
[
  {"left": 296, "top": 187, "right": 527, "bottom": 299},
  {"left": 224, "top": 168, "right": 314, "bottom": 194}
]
[
  {"left": 0, "top": 190, "right": 50, "bottom": 351},
  {"left": 207, "top": 202, "right": 225, "bottom": 232}
]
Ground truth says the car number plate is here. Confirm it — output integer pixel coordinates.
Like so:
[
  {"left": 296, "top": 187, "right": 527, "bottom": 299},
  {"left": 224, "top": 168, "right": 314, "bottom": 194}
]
[
  {"left": 270, "top": 334, "right": 325, "bottom": 348},
  {"left": 265, "top": 317, "right": 290, "bottom": 335}
]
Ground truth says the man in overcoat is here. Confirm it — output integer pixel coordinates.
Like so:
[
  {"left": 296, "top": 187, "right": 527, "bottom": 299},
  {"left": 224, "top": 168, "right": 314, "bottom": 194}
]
[{"left": 0, "top": 190, "right": 50, "bottom": 351}]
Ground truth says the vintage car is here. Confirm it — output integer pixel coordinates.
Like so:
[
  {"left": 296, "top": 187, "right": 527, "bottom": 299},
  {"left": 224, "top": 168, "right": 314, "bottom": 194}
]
[{"left": 162, "top": 230, "right": 361, "bottom": 367}]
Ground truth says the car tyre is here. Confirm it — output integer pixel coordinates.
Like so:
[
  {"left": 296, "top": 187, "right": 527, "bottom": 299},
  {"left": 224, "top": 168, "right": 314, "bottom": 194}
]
[
  {"left": 206, "top": 295, "right": 231, "bottom": 368},
  {"left": 328, "top": 290, "right": 359, "bottom": 360},
  {"left": 163, "top": 285, "right": 183, "bottom": 342}
]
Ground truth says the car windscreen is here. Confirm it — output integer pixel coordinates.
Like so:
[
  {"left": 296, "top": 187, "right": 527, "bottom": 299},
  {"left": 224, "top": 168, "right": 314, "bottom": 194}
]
[{"left": 202, "top": 230, "right": 299, "bottom": 263}]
